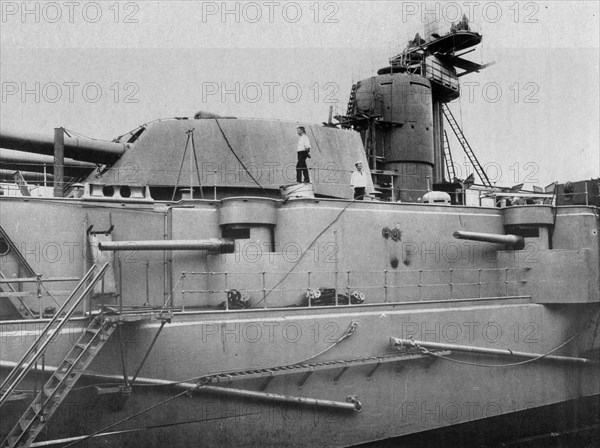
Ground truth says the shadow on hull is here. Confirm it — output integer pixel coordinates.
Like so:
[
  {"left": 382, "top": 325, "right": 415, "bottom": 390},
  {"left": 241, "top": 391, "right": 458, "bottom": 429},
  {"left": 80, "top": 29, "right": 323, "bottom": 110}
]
[{"left": 359, "top": 395, "right": 600, "bottom": 448}]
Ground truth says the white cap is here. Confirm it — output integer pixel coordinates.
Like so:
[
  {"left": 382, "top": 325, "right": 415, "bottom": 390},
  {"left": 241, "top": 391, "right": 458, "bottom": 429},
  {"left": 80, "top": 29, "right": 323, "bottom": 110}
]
[{"left": 355, "top": 160, "right": 362, "bottom": 166}]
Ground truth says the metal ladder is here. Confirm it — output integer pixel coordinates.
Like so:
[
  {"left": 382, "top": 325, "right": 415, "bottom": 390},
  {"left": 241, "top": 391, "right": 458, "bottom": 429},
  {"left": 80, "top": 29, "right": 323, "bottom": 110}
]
[
  {"left": 442, "top": 103, "right": 492, "bottom": 187},
  {"left": 0, "top": 225, "right": 36, "bottom": 318},
  {"left": 196, "top": 349, "right": 451, "bottom": 389},
  {"left": 0, "top": 263, "right": 110, "bottom": 448},
  {"left": 442, "top": 130, "right": 456, "bottom": 181},
  {"left": 2, "top": 314, "right": 117, "bottom": 448},
  {"left": 346, "top": 83, "right": 357, "bottom": 116}
]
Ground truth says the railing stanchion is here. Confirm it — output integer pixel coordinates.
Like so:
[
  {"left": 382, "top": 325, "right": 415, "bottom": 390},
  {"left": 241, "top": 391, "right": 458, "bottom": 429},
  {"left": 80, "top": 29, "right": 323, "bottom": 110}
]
[
  {"left": 118, "top": 258, "right": 123, "bottom": 316},
  {"left": 224, "top": 272, "right": 229, "bottom": 311},
  {"left": 262, "top": 271, "right": 267, "bottom": 309},
  {"left": 307, "top": 271, "right": 312, "bottom": 307},
  {"left": 214, "top": 169, "right": 218, "bottom": 200},
  {"left": 384, "top": 270, "right": 388, "bottom": 303},
  {"left": 585, "top": 182, "right": 589, "bottom": 206},
  {"left": 181, "top": 272, "right": 187, "bottom": 311},
  {"left": 346, "top": 271, "right": 351, "bottom": 300},
  {"left": 36, "top": 274, "right": 42, "bottom": 318}
]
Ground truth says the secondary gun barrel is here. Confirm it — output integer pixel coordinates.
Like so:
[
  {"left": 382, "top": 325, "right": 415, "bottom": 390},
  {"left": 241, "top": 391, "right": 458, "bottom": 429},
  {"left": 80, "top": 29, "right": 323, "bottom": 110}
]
[
  {"left": 99, "top": 239, "right": 235, "bottom": 253},
  {"left": 1, "top": 129, "right": 129, "bottom": 164},
  {"left": 453, "top": 230, "right": 524, "bottom": 249}
]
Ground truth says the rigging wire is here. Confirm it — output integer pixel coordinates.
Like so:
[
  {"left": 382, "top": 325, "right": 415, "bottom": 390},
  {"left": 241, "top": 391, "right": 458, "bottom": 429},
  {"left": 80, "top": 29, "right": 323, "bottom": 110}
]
[
  {"left": 63, "top": 390, "right": 190, "bottom": 448},
  {"left": 408, "top": 312, "right": 600, "bottom": 368},
  {"left": 213, "top": 118, "right": 265, "bottom": 193},
  {"left": 251, "top": 198, "right": 357, "bottom": 308},
  {"left": 61, "top": 321, "right": 359, "bottom": 447},
  {"left": 36, "top": 412, "right": 264, "bottom": 447},
  {"left": 69, "top": 320, "right": 359, "bottom": 392}
]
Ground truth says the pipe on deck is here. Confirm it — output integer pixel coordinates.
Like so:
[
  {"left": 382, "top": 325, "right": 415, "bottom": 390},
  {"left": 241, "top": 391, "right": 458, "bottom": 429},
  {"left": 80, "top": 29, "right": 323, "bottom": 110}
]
[
  {"left": 389, "top": 337, "right": 598, "bottom": 365},
  {"left": 98, "top": 239, "right": 235, "bottom": 253}
]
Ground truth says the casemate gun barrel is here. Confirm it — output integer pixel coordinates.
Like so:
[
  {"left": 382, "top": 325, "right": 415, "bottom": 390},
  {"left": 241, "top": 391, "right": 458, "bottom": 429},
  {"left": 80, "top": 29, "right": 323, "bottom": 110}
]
[
  {"left": 453, "top": 231, "right": 524, "bottom": 249},
  {"left": 99, "top": 239, "right": 235, "bottom": 253}
]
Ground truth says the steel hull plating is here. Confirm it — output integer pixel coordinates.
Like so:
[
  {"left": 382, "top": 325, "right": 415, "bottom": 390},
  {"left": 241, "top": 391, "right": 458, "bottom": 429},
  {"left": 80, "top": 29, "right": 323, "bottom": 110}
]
[{"left": 2, "top": 299, "right": 599, "bottom": 447}]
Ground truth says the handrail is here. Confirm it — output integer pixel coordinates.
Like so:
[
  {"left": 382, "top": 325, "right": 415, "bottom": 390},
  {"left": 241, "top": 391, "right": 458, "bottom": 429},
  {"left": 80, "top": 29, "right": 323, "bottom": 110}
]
[
  {"left": 182, "top": 267, "right": 526, "bottom": 276},
  {"left": 175, "top": 266, "right": 529, "bottom": 310},
  {"left": 0, "top": 277, "right": 81, "bottom": 284},
  {"left": 0, "top": 263, "right": 109, "bottom": 407},
  {"left": 0, "top": 271, "right": 35, "bottom": 319}
]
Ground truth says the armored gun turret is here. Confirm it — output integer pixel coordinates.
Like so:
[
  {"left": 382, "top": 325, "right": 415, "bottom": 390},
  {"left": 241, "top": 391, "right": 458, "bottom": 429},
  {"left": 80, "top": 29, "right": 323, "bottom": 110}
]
[{"left": 2, "top": 114, "right": 379, "bottom": 201}]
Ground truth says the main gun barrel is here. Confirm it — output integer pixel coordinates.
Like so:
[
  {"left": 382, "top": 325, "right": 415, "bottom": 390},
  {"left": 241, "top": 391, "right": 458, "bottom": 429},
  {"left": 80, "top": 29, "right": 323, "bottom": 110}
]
[
  {"left": 1, "top": 129, "right": 129, "bottom": 165},
  {"left": 453, "top": 231, "right": 524, "bottom": 249}
]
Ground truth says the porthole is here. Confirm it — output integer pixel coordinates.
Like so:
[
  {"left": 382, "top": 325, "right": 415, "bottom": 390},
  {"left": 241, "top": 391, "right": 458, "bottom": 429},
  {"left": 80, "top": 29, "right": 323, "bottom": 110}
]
[
  {"left": 120, "top": 186, "right": 131, "bottom": 198},
  {"left": 103, "top": 186, "right": 115, "bottom": 197}
]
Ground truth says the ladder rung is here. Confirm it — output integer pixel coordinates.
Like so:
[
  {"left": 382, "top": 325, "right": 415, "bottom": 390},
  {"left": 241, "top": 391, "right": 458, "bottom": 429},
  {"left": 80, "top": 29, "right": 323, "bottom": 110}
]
[
  {"left": 53, "top": 372, "right": 73, "bottom": 382},
  {"left": 19, "top": 419, "right": 31, "bottom": 431},
  {"left": 23, "top": 407, "right": 37, "bottom": 419},
  {"left": 43, "top": 387, "right": 57, "bottom": 398}
]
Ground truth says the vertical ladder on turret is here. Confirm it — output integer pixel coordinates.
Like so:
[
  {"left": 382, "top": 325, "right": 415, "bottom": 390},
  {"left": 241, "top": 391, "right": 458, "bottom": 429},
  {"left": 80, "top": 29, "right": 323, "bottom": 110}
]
[
  {"left": 442, "top": 130, "right": 456, "bottom": 181},
  {"left": 441, "top": 103, "right": 492, "bottom": 187},
  {"left": 2, "top": 314, "right": 117, "bottom": 448},
  {"left": 0, "top": 225, "right": 36, "bottom": 318},
  {"left": 346, "top": 83, "right": 357, "bottom": 116}
]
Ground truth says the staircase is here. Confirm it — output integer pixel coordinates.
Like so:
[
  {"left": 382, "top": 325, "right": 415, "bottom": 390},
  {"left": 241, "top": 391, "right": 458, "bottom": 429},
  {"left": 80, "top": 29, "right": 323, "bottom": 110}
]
[
  {"left": 442, "top": 103, "right": 492, "bottom": 187},
  {"left": 0, "top": 263, "right": 110, "bottom": 448},
  {"left": 2, "top": 315, "right": 117, "bottom": 448}
]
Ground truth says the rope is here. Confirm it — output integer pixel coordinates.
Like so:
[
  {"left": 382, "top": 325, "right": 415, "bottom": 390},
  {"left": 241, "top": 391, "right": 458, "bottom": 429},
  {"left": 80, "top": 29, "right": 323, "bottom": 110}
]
[
  {"left": 587, "top": 308, "right": 600, "bottom": 352},
  {"left": 63, "top": 390, "right": 190, "bottom": 447},
  {"left": 73, "top": 320, "right": 359, "bottom": 391},
  {"left": 252, "top": 199, "right": 357, "bottom": 308},
  {"left": 306, "top": 126, "right": 322, "bottom": 155},
  {"left": 195, "top": 320, "right": 358, "bottom": 386},
  {"left": 38, "top": 412, "right": 263, "bottom": 447},
  {"left": 213, "top": 118, "right": 265, "bottom": 192},
  {"left": 161, "top": 275, "right": 183, "bottom": 309},
  {"left": 290, "top": 320, "right": 358, "bottom": 365}
]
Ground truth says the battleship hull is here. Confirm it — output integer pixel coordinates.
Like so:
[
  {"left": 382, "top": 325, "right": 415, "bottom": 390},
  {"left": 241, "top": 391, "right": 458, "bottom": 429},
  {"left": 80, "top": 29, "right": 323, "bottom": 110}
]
[
  {"left": 1, "top": 300, "right": 599, "bottom": 447},
  {"left": 1, "top": 17, "right": 598, "bottom": 446},
  {"left": 1, "top": 194, "right": 599, "bottom": 447}
]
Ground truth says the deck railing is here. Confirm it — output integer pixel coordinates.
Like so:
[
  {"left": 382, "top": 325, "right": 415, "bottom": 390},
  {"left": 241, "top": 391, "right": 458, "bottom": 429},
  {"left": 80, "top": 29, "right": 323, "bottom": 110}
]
[
  {"left": 0, "top": 275, "right": 82, "bottom": 318},
  {"left": 172, "top": 266, "right": 529, "bottom": 311}
]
